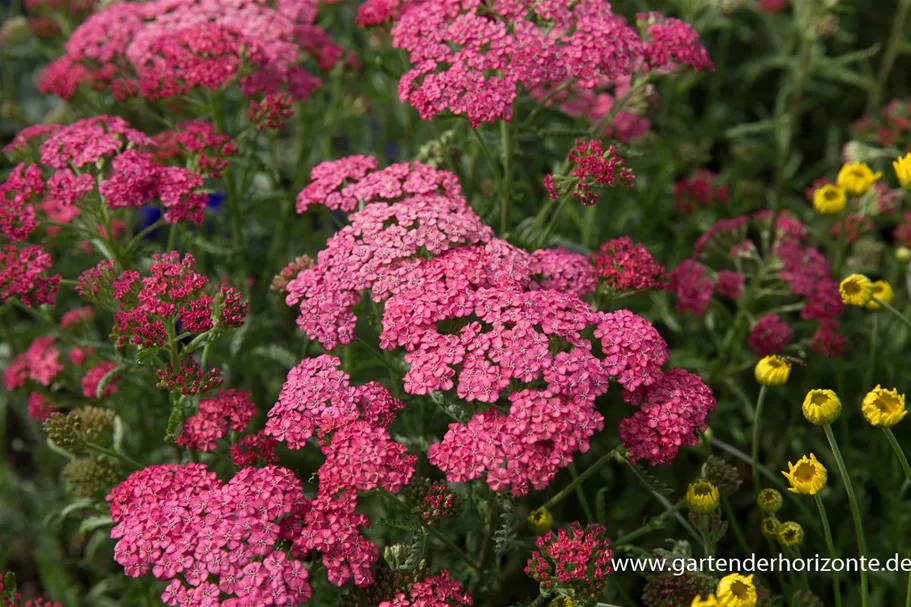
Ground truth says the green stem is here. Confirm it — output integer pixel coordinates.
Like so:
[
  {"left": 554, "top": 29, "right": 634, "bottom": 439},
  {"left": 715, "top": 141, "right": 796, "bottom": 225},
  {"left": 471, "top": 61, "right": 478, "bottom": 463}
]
[
  {"left": 824, "top": 424, "right": 869, "bottom": 607},
  {"left": 874, "top": 297, "right": 911, "bottom": 332},
  {"left": 906, "top": 569, "right": 911, "bottom": 607},
  {"left": 542, "top": 449, "right": 617, "bottom": 511},
  {"left": 613, "top": 501, "right": 685, "bottom": 545},
  {"left": 815, "top": 494, "right": 843, "bottom": 607},
  {"left": 752, "top": 385, "right": 769, "bottom": 491},
  {"left": 499, "top": 119, "right": 512, "bottom": 235},
  {"left": 883, "top": 428, "right": 911, "bottom": 488},
  {"left": 568, "top": 463, "right": 595, "bottom": 522},
  {"left": 868, "top": 0, "right": 911, "bottom": 113},
  {"left": 84, "top": 442, "right": 142, "bottom": 470},
  {"left": 424, "top": 524, "right": 478, "bottom": 572},
  {"left": 537, "top": 195, "right": 569, "bottom": 246}
]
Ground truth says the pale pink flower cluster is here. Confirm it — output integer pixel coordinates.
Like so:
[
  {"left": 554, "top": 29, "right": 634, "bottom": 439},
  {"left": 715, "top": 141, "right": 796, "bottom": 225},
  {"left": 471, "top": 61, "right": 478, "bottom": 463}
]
[
  {"left": 3, "top": 335, "right": 62, "bottom": 390},
  {"left": 378, "top": 570, "right": 473, "bottom": 607},
  {"left": 39, "top": 0, "right": 339, "bottom": 102}
]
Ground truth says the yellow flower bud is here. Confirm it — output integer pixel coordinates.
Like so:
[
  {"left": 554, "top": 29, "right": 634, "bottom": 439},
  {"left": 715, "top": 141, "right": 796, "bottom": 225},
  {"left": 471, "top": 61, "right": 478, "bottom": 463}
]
[
  {"left": 782, "top": 453, "right": 827, "bottom": 496},
  {"left": 839, "top": 274, "right": 873, "bottom": 307},
  {"left": 865, "top": 280, "right": 894, "bottom": 310},
  {"left": 897, "top": 247, "right": 911, "bottom": 262},
  {"left": 861, "top": 385, "right": 907, "bottom": 428},
  {"left": 527, "top": 507, "right": 553, "bottom": 534},
  {"left": 837, "top": 162, "right": 882, "bottom": 197},
  {"left": 690, "top": 595, "right": 719, "bottom": 607},
  {"left": 801, "top": 389, "right": 841, "bottom": 425},
  {"left": 760, "top": 516, "right": 780, "bottom": 538},
  {"left": 757, "top": 488, "right": 783, "bottom": 513},
  {"left": 754, "top": 356, "right": 791, "bottom": 387},
  {"left": 777, "top": 521, "right": 804, "bottom": 547},
  {"left": 685, "top": 480, "right": 720, "bottom": 514},
  {"left": 894, "top": 153, "right": 911, "bottom": 190},
  {"left": 716, "top": 573, "right": 758, "bottom": 607},
  {"left": 812, "top": 184, "right": 846, "bottom": 215}
]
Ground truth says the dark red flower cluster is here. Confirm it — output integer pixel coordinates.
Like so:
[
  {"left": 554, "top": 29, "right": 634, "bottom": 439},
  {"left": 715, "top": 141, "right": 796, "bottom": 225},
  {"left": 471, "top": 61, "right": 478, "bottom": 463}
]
[
  {"left": 248, "top": 92, "right": 297, "bottom": 130},
  {"left": 39, "top": 0, "right": 341, "bottom": 103},
  {"left": 748, "top": 313, "right": 793, "bottom": 357},
  {"left": 592, "top": 236, "right": 666, "bottom": 292},
  {"left": 152, "top": 120, "right": 238, "bottom": 179},
  {"left": 544, "top": 139, "right": 635, "bottom": 206},
  {"left": 230, "top": 431, "right": 280, "bottom": 468},
  {"left": 850, "top": 98, "right": 911, "bottom": 150},
  {"left": 673, "top": 169, "right": 728, "bottom": 215},
  {"left": 526, "top": 522, "right": 613, "bottom": 601},
  {"left": 0, "top": 572, "right": 61, "bottom": 607}
]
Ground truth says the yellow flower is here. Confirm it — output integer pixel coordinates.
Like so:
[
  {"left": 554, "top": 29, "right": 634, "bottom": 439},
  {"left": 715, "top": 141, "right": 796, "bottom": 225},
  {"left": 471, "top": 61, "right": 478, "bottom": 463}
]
[
  {"left": 812, "top": 184, "right": 846, "bottom": 215},
  {"left": 686, "top": 480, "right": 720, "bottom": 514},
  {"left": 865, "top": 280, "right": 894, "bottom": 310},
  {"left": 782, "top": 453, "right": 827, "bottom": 495},
  {"left": 760, "top": 517, "right": 780, "bottom": 538},
  {"left": 716, "top": 573, "right": 757, "bottom": 607},
  {"left": 839, "top": 274, "right": 873, "bottom": 307},
  {"left": 894, "top": 153, "right": 911, "bottom": 190},
  {"left": 691, "top": 595, "right": 719, "bottom": 607},
  {"left": 801, "top": 389, "right": 842, "bottom": 425},
  {"left": 550, "top": 598, "right": 575, "bottom": 607},
  {"left": 837, "top": 162, "right": 882, "bottom": 196},
  {"left": 898, "top": 246, "right": 911, "bottom": 262},
  {"left": 754, "top": 356, "right": 791, "bottom": 387},
  {"left": 861, "top": 385, "right": 908, "bottom": 428},
  {"left": 777, "top": 521, "right": 804, "bottom": 547},
  {"left": 757, "top": 488, "right": 783, "bottom": 514},
  {"left": 527, "top": 507, "right": 553, "bottom": 534}
]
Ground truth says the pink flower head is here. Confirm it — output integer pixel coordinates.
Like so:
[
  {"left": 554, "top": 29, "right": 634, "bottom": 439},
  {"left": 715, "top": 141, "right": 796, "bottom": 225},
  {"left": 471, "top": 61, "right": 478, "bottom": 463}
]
[
  {"left": 4, "top": 335, "right": 62, "bottom": 390},
  {"left": 668, "top": 259, "right": 714, "bottom": 316},
  {"left": 38, "top": 116, "right": 153, "bottom": 169},
  {"left": 177, "top": 389, "right": 257, "bottom": 451},
  {"left": 526, "top": 522, "right": 613, "bottom": 600},
  {"left": 82, "top": 360, "right": 120, "bottom": 399},
  {"left": 2, "top": 123, "right": 62, "bottom": 157},
  {"left": 592, "top": 236, "right": 666, "bottom": 292},
  {"left": 830, "top": 213, "right": 873, "bottom": 244},
  {"left": 673, "top": 169, "right": 727, "bottom": 215},
  {"left": 152, "top": 120, "right": 237, "bottom": 179},
  {"left": 377, "top": 571, "right": 473, "bottom": 607},
  {"left": 0, "top": 244, "right": 60, "bottom": 307},
  {"left": 693, "top": 216, "right": 748, "bottom": 257},
  {"left": 59, "top": 306, "right": 94, "bottom": 330},
  {"left": 0, "top": 163, "right": 44, "bottom": 242},
  {"left": 637, "top": 12, "right": 713, "bottom": 72},
  {"left": 391, "top": 0, "right": 643, "bottom": 126},
  {"left": 27, "top": 392, "right": 56, "bottom": 421},
  {"left": 747, "top": 314, "right": 793, "bottom": 357},
  {"left": 248, "top": 92, "right": 296, "bottom": 130},
  {"left": 715, "top": 270, "right": 744, "bottom": 300},
  {"left": 230, "top": 431, "right": 279, "bottom": 468},
  {"left": 547, "top": 140, "right": 634, "bottom": 206},
  {"left": 529, "top": 247, "right": 597, "bottom": 298},
  {"left": 619, "top": 368, "right": 715, "bottom": 465},
  {"left": 810, "top": 319, "right": 849, "bottom": 358}
]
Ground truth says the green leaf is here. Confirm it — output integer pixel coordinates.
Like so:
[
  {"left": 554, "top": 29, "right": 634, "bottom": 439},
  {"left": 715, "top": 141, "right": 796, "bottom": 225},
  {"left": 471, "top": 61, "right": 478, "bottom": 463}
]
[
  {"left": 724, "top": 116, "right": 787, "bottom": 140},
  {"left": 79, "top": 515, "right": 113, "bottom": 534},
  {"left": 595, "top": 487, "right": 607, "bottom": 525},
  {"left": 96, "top": 363, "right": 126, "bottom": 399},
  {"left": 135, "top": 347, "right": 163, "bottom": 365},
  {"left": 251, "top": 344, "right": 300, "bottom": 368},
  {"left": 112, "top": 415, "right": 125, "bottom": 453},
  {"left": 628, "top": 461, "right": 674, "bottom": 496},
  {"left": 376, "top": 517, "right": 418, "bottom": 532}
]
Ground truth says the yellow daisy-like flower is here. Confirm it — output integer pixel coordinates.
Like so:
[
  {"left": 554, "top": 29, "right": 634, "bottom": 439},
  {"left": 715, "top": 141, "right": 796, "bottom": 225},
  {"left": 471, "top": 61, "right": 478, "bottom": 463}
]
[
  {"left": 801, "top": 389, "right": 842, "bottom": 425},
  {"left": 550, "top": 598, "right": 575, "bottom": 607},
  {"left": 812, "top": 184, "right": 846, "bottom": 215},
  {"left": 894, "top": 153, "right": 911, "bottom": 190},
  {"left": 861, "top": 385, "right": 908, "bottom": 428},
  {"left": 527, "top": 507, "right": 553, "bottom": 534},
  {"left": 777, "top": 521, "right": 804, "bottom": 547},
  {"left": 757, "top": 488, "right": 783, "bottom": 514},
  {"left": 716, "top": 573, "right": 757, "bottom": 607},
  {"left": 754, "top": 356, "right": 791, "bottom": 387},
  {"left": 685, "top": 480, "right": 720, "bottom": 514},
  {"left": 865, "top": 280, "right": 894, "bottom": 310},
  {"left": 760, "top": 516, "right": 780, "bottom": 539},
  {"left": 691, "top": 595, "right": 719, "bottom": 607},
  {"left": 837, "top": 161, "right": 882, "bottom": 196},
  {"left": 782, "top": 453, "right": 827, "bottom": 495},
  {"left": 839, "top": 273, "right": 873, "bottom": 307}
]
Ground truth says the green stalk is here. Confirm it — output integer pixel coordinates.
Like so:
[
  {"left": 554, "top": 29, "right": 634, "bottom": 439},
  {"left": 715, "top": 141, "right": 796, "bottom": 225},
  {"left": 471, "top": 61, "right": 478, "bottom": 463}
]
[
  {"left": 752, "top": 385, "right": 769, "bottom": 491},
  {"left": 542, "top": 449, "right": 617, "bottom": 511},
  {"left": 868, "top": 0, "right": 911, "bottom": 114},
  {"left": 883, "top": 428, "right": 911, "bottom": 488},
  {"left": 499, "top": 119, "right": 512, "bottom": 235},
  {"left": 824, "top": 425, "right": 869, "bottom": 607},
  {"left": 568, "top": 463, "right": 595, "bottom": 522},
  {"left": 84, "top": 442, "right": 142, "bottom": 470},
  {"left": 874, "top": 297, "right": 911, "bottom": 332},
  {"left": 815, "top": 494, "right": 843, "bottom": 607}
]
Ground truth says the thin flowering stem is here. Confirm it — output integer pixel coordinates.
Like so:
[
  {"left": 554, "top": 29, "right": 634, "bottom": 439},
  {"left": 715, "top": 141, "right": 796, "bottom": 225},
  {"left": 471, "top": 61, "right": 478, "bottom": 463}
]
[
  {"left": 824, "top": 424, "right": 869, "bottom": 607},
  {"left": 500, "top": 118, "right": 513, "bottom": 235},
  {"left": 873, "top": 297, "right": 911, "bottom": 332},
  {"left": 469, "top": 127, "right": 503, "bottom": 186},
  {"left": 815, "top": 494, "right": 843, "bottom": 607},
  {"left": 613, "top": 501, "right": 685, "bottom": 545},
  {"left": 541, "top": 448, "right": 618, "bottom": 511},
  {"left": 622, "top": 459, "right": 702, "bottom": 545},
  {"left": 868, "top": 0, "right": 911, "bottom": 113},
  {"left": 568, "top": 463, "right": 595, "bottom": 522},
  {"left": 883, "top": 428, "right": 911, "bottom": 489},
  {"left": 751, "top": 385, "right": 769, "bottom": 491},
  {"left": 83, "top": 442, "right": 142, "bottom": 470}
]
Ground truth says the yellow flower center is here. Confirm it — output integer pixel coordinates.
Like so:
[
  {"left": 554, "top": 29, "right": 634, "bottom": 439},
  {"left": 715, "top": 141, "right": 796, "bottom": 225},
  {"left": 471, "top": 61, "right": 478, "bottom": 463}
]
[
  {"left": 842, "top": 280, "right": 862, "bottom": 295},
  {"left": 823, "top": 189, "right": 840, "bottom": 201},
  {"left": 809, "top": 392, "right": 829, "bottom": 407},
  {"left": 782, "top": 529, "right": 798, "bottom": 543},
  {"left": 730, "top": 580, "right": 751, "bottom": 599},
  {"left": 793, "top": 462, "right": 816, "bottom": 482},
  {"left": 693, "top": 483, "right": 713, "bottom": 497},
  {"left": 874, "top": 392, "right": 903, "bottom": 414},
  {"left": 768, "top": 358, "right": 785, "bottom": 369}
]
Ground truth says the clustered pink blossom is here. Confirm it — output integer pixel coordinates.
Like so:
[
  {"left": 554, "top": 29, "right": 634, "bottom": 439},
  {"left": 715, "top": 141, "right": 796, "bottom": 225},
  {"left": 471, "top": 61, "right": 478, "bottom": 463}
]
[
  {"left": 668, "top": 259, "right": 715, "bottom": 315},
  {"left": 715, "top": 270, "right": 744, "bottom": 300},
  {"left": 81, "top": 360, "right": 121, "bottom": 399},
  {"left": 544, "top": 140, "right": 634, "bottom": 206},
  {"left": 108, "top": 464, "right": 327, "bottom": 605},
  {"left": 153, "top": 120, "right": 238, "bottom": 179},
  {"left": 529, "top": 247, "right": 597, "bottom": 298},
  {"left": 177, "top": 389, "right": 257, "bottom": 451},
  {"left": 830, "top": 213, "right": 873, "bottom": 244},
  {"left": 525, "top": 522, "right": 613, "bottom": 601},
  {"left": 39, "top": 0, "right": 340, "bottom": 103},
  {"left": 0, "top": 244, "right": 60, "bottom": 307},
  {"left": 378, "top": 571, "right": 473, "bottom": 607},
  {"left": 248, "top": 93, "right": 297, "bottom": 130},
  {"left": 284, "top": 156, "right": 715, "bottom": 492},
  {"left": 59, "top": 306, "right": 94, "bottom": 330},
  {"left": 416, "top": 481, "right": 461, "bottom": 526},
  {"left": 851, "top": 98, "right": 911, "bottom": 150},
  {"left": 231, "top": 431, "right": 279, "bottom": 468},
  {"left": 673, "top": 169, "right": 728, "bottom": 215},
  {"left": 637, "top": 12, "right": 713, "bottom": 72},
  {"left": 747, "top": 313, "right": 793, "bottom": 357},
  {"left": 0, "top": 573, "right": 62, "bottom": 607},
  {"left": 27, "top": 392, "right": 56, "bottom": 421},
  {"left": 3, "top": 336, "right": 62, "bottom": 391},
  {"left": 591, "top": 236, "right": 666, "bottom": 292}
]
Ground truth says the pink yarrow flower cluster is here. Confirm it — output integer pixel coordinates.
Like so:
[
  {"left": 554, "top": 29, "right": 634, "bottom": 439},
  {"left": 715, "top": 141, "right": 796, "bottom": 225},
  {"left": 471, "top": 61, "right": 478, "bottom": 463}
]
[
  {"left": 526, "top": 522, "right": 613, "bottom": 601},
  {"left": 591, "top": 236, "right": 666, "bottom": 292},
  {"left": 378, "top": 571, "right": 473, "bottom": 607},
  {"left": 673, "top": 169, "right": 728, "bottom": 215},
  {"left": 3, "top": 335, "right": 62, "bottom": 390},
  {"left": 544, "top": 139, "right": 634, "bottom": 206},
  {"left": 529, "top": 247, "right": 597, "bottom": 298},
  {"left": 177, "top": 389, "right": 257, "bottom": 451},
  {"left": 39, "top": 0, "right": 341, "bottom": 103}
]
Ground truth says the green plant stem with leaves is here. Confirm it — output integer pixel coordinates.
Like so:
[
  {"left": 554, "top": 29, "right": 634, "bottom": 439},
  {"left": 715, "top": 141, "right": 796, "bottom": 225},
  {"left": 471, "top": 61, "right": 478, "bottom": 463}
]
[
  {"left": 883, "top": 428, "right": 911, "bottom": 488},
  {"left": 752, "top": 385, "right": 769, "bottom": 491},
  {"left": 815, "top": 494, "right": 843, "bottom": 607},
  {"left": 824, "top": 424, "right": 869, "bottom": 607}
]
